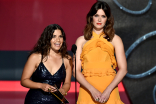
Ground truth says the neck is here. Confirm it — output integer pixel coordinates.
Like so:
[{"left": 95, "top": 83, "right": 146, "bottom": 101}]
[
  {"left": 49, "top": 49, "right": 61, "bottom": 57},
  {"left": 93, "top": 28, "right": 103, "bottom": 35}
]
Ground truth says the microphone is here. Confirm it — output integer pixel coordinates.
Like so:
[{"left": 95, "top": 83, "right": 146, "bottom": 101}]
[
  {"left": 71, "top": 44, "right": 77, "bottom": 101},
  {"left": 71, "top": 44, "right": 77, "bottom": 54}
]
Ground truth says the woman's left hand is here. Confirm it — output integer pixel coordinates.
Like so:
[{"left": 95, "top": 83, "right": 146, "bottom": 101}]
[
  {"left": 99, "top": 88, "right": 111, "bottom": 103},
  {"left": 59, "top": 88, "right": 67, "bottom": 96}
]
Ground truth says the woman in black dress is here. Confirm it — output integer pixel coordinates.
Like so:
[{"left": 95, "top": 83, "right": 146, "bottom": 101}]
[{"left": 21, "top": 24, "right": 72, "bottom": 104}]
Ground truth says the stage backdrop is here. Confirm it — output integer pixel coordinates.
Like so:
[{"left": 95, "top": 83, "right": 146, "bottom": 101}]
[
  {"left": 0, "top": 0, "right": 156, "bottom": 104},
  {"left": 0, "top": 0, "right": 96, "bottom": 80},
  {"left": 108, "top": 0, "right": 156, "bottom": 104}
]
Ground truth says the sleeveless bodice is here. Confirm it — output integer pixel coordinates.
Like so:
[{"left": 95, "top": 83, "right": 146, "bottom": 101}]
[
  {"left": 24, "top": 60, "right": 66, "bottom": 104},
  {"left": 80, "top": 31, "right": 117, "bottom": 77},
  {"left": 32, "top": 62, "right": 66, "bottom": 88}
]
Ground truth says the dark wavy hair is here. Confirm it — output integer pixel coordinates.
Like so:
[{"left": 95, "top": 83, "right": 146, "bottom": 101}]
[
  {"left": 29, "top": 24, "right": 69, "bottom": 60},
  {"left": 84, "top": 1, "right": 115, "bottom": 41}
]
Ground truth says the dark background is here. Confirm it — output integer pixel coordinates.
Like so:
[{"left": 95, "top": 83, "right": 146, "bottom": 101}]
[
  {"left": 109, "top": 0, "right": 156, "bottom": 104},
  {"left": 0, "top": 0, "right": 156, "bottom": 104}
]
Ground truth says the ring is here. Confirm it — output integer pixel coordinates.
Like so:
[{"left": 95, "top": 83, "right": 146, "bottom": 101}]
[
  {"left": 48, "top": 88, "right": 51, "bottom": 92},
  {"left": 103, "top": 100, "right": 107, "bottom": 103},
  {"left": 96, "top": 98, "right": 99, "bottom": 101}
]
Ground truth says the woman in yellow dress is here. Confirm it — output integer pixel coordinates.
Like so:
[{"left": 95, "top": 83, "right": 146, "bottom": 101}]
[{"left": 73, "top": 1, "right": 127, "bottom": 104}]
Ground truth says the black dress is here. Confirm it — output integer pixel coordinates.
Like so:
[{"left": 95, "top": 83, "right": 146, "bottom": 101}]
[{"left": 24, "top": 59, "right": 66, "bottom": 104}]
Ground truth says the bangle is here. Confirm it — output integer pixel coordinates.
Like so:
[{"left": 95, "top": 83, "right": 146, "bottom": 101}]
[{"left": 65, "top": 92, "right": 67, "bottom": 96}]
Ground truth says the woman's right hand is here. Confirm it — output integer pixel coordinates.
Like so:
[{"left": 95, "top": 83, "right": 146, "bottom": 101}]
[
  {"left": 41, "top": 83, "right": 57, "bottom": 92},
  {"left": 89, "top": 87, "right": 102, "bottom": 102}
]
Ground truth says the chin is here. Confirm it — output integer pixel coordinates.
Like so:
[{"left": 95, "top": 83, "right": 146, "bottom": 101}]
[
  {"left": 54, "top": 48, "right": 61, "bottom": 51},
  {"left": 94, "top": 26, "right": 104, "bottom": 29},
  {"left": 95, "top": 27, "right": 103, "bottom": 31},
  {"left": 51, "top": 47, "right": 61, "bottom": 52}
]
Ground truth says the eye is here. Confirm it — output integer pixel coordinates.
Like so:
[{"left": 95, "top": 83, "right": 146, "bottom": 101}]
[
  {"left": 94, "top": 14, "right": 98, "bottom": 17},
  {"left": 52, "top": 35, "right": 56, "bottom": 38},
  {"left": 59, "top": 35, "right": 63, "bottom": 38},
  {"left": 102, "top": 15, "right": 106, "bottom": 18}
]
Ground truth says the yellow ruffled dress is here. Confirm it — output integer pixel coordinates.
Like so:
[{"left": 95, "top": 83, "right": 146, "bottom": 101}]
[{"left": 77, "top": 31, "right": 124, "bottom": 104}]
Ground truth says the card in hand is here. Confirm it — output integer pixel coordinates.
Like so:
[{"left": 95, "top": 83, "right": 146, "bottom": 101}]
[{"left": 51, "top": 84, "right": 69, "bottom": 104}]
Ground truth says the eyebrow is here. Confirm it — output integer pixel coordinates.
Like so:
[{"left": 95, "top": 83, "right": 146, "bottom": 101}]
[
  {"left": 95, "top": 13, "right": 106, "bottom": 16},
  {"left": 53, "top": 34, "right": 63, "bottom": 36}
]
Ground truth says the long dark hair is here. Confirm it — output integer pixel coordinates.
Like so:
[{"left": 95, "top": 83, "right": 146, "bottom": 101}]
[
  {"left": 84, "top": 1, "right": 115, "bottom": 41},
  {"left": 29, "top": 24, "right": 69, "bottom": 60}
]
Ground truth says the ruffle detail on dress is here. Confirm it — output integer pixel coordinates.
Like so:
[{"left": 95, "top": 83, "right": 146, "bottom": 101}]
[
  {"left": 82, "top": 69, "right": 116, "bottom": 77},
  {"left": 80, "top": 39, "right": 117, "bottom": 70}
]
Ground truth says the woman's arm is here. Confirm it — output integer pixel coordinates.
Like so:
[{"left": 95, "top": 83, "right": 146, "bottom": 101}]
[
  {"left": 99, "top": 35, "right": 127, "bottom": 103},
  {"left": 106, "top": 35, "right": 127, "bottom": 92},
  {"left": 73, "top": 36, "right": 101, "bottom": 100},
  {"left": 59, "top": 56, "right": 72, "bottom": 96},
  {"left": 21, "top": 53, "right": 56, "bottom": 92}
]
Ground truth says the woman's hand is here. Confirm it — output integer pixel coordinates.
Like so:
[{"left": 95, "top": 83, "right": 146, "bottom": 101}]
[
  {"left": 59, "top": 87, "right": 67, "bottom": 96},
  {"left": 98, "top": 88, "right": 111, "bottom": 103},
  {"left": 41, "top": 83, "right": 57, "bottom": 92},
  {"left": 89, "top": 87, "right": 102, "bottom": 102}
]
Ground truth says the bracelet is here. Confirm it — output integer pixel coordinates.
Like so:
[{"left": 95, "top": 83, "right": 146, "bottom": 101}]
[{"left": 65, "top": 92, "right": 67, "bottom": 96}]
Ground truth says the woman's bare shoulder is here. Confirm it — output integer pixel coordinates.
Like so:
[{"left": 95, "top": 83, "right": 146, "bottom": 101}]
[
  {"left": 64, "top": 55, "right": 72, "bottom": 61},
  {"left": 112, "top": 34, "right": 122, "bottom": 42},
  {"left": 63, "top": 55, "right": 72, "bottom": 68},
  {"left": 112, "top": 34, "right": 124, "bottom": 48},
  {"left": 112, "top": 34, "right": 122, "bottom": 44},
  {"left": 75, "top": 36, "right": 86, "bottom": 44},
  {"left": 28, "top": 53, "right": 41, "bottom": 64}
]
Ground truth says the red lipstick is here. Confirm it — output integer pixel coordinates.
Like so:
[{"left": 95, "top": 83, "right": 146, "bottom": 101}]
[{"left": 97, "top": 23, "right": 102, "bottom": 25}]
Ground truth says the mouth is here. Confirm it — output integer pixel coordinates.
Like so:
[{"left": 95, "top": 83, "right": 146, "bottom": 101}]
[
  {"left": 54, "top": 43, "right": 61, "bottom": 47},
  {"left": 97, "top": 23, "right": 102, "bottom": 25}
]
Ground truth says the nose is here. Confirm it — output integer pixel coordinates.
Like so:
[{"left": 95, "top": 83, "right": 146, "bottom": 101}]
[
  {"left": 56, "top": 37, "right": 60, "bottom": 41},
  {"left": 98, "top": 17, "right": 101, "bottom": 22}
]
